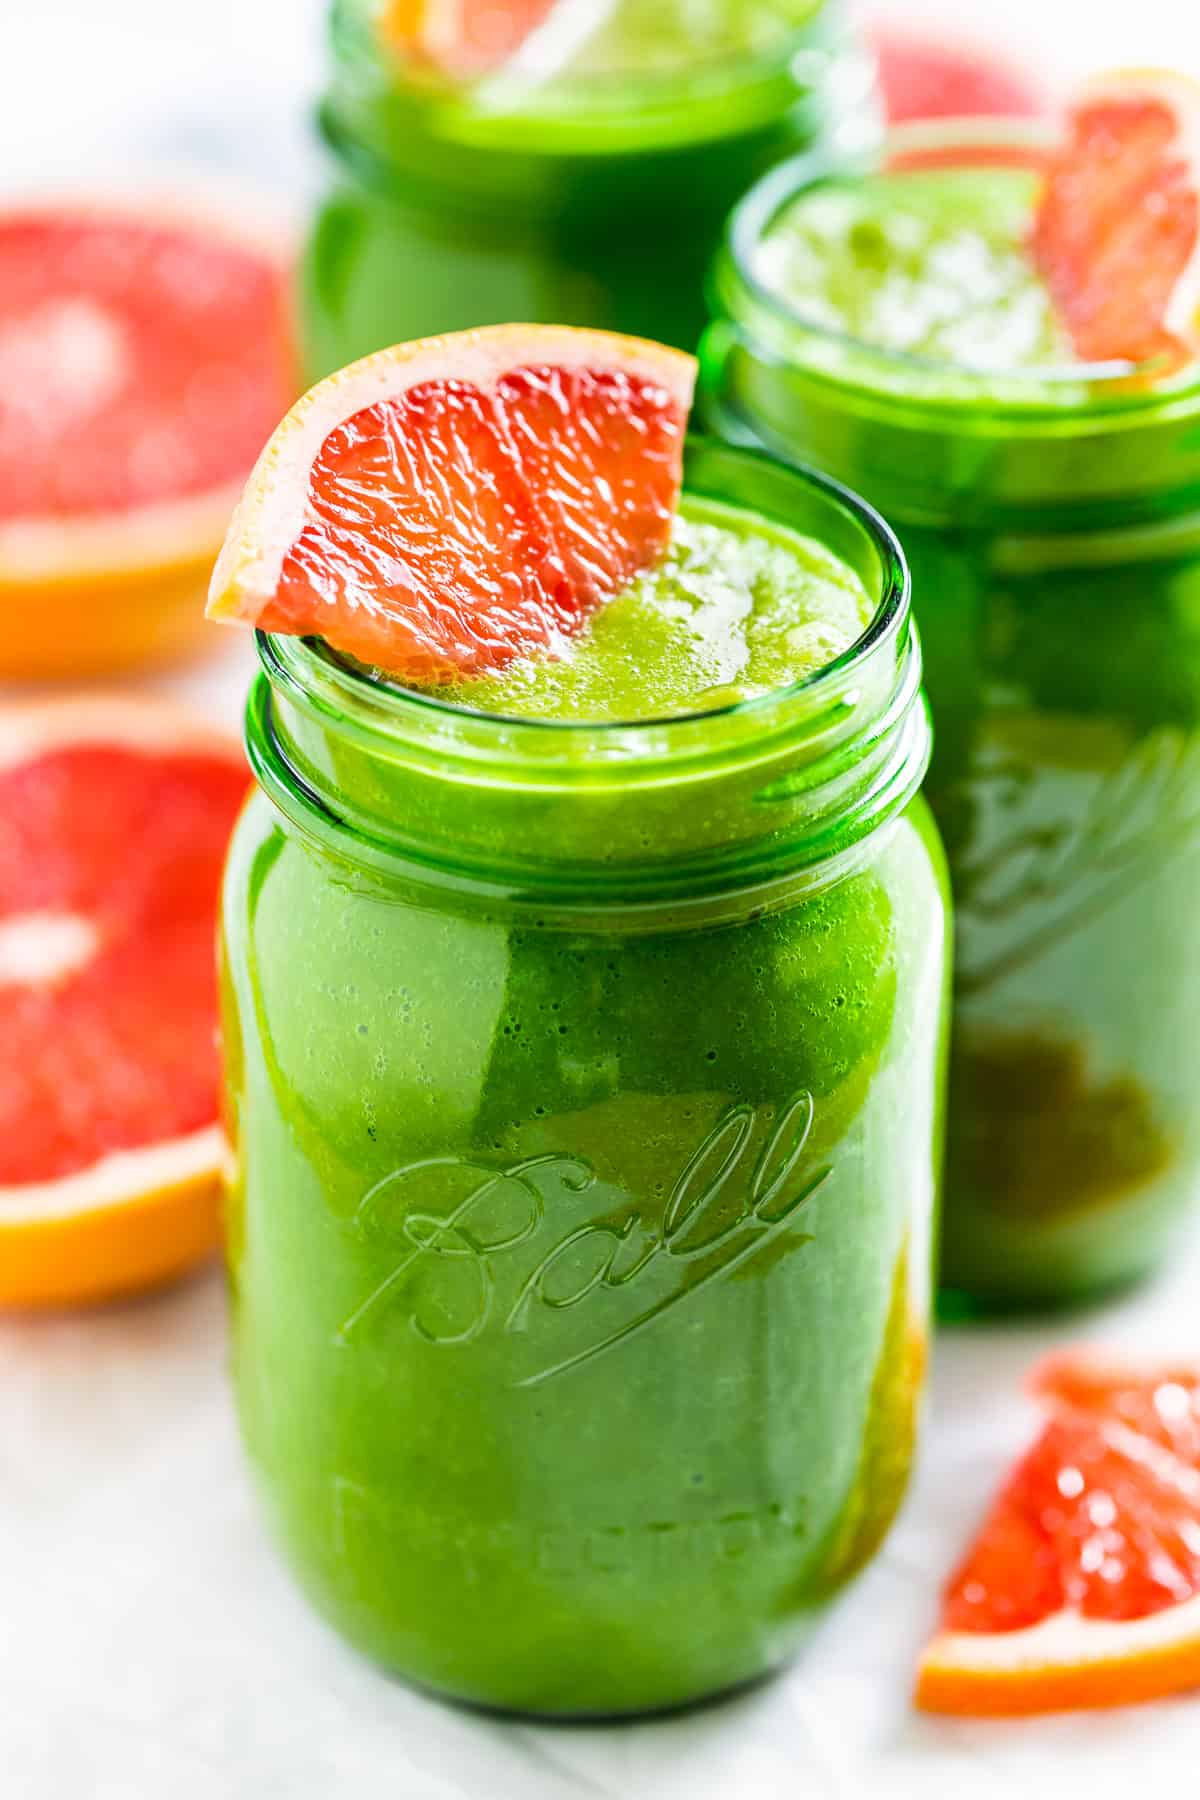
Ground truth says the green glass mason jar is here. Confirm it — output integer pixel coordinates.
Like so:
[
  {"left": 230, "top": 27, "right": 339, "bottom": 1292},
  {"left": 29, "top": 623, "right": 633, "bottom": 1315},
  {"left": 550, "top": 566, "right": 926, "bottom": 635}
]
[
  {"left": 701, "top": 121, "right": 1200, "bottom": 1310},
  {"left": 220, "top": 439, "right": 948, "bottom": 1717},
  {"left": 299, "top": 0, "right": 880, "bottom": 377}
]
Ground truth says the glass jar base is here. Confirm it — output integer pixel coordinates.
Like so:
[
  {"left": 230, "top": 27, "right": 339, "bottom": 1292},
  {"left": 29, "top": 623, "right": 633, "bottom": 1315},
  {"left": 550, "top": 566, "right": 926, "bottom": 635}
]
[{"left": 373, "top": 1657, "right": 789, "bottom": 1725}]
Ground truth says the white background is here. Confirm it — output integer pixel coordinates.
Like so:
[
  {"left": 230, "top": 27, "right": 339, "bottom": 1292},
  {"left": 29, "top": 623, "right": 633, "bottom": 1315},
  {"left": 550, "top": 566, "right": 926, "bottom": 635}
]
[{"left": 4, "top": 3, "right": 1200, "bottom": 1797}]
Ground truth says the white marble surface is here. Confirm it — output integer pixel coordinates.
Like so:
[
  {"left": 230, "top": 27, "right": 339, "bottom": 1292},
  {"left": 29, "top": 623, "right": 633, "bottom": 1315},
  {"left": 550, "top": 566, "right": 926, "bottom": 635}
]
[
  {"left": 5, "top": 2, "right": 1200, "bottom": 1794},
  {"left": 6, "top": 1246, "right": 1200, "bottom": 1798}
]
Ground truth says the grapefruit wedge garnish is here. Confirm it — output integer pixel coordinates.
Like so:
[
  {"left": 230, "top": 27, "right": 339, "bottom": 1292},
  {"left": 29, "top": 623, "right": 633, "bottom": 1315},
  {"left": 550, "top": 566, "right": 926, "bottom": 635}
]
[
  {"left": 0, "top": 195, "right": 296, "bottom": 678},
  {"left": 0, "top": 697, "right": 249, "bottom": 1309},
  {"left": 380, "top": 0, "right": 559, "bottom": 78},
  {"left": 1032, "top": 71, "right": 1200, "bottom": 366},
  {"left": 207, "top": 325, "right": 696, "bottom": 681},
  {"left": 916, "top": 1349, "right": 1200, "bottom": 1716}
]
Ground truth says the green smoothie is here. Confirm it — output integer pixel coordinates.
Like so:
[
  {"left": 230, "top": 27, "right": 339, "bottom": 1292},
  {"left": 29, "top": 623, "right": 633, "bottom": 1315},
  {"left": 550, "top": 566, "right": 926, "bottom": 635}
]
[
  {"left": 703, "top": 130, "right": 1200, "bottom": 1307},
  {"left": 299, "top": 0, "right": 878, "bottom": 374},
  {"left": 222, "top": 439, "right": 948, "bottom": 1715},
  {"left": 423, "top": 496, "right": 873, "bottom": 722}
]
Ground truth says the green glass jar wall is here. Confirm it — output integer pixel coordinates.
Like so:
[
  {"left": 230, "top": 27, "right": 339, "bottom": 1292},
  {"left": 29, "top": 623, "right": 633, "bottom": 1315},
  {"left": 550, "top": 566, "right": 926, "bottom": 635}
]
[
  {"left": 299, "top": 0, "right": 879, "bottom": 376},
  {"left": 702, "top": 125, "right": 1200, "bottom": 1308}
]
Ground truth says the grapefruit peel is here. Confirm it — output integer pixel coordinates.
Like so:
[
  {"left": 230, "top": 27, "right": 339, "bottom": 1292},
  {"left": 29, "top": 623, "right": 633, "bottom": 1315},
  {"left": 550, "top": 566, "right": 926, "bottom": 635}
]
[{"left": 918, "top": 1585, "right": 1200, "bottom": 1717}]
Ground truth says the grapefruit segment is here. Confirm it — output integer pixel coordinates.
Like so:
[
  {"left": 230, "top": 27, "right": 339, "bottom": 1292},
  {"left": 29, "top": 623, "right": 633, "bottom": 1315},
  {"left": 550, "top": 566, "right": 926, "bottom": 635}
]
[
  {"left": 0, "top": 196, "right": 296, "bottom": 678},
  {"left": 208, "top": 325, "right": 696, "bottom": 681},
  {"left": 1032, "top": 71, "right": 1200, "bottom": 366},
  {"left": 0, "top": 697, "right": 249, "bottom": 1308},
  {"left": 916, "top": 1349, "right": 1200, "bottom": 1716}
]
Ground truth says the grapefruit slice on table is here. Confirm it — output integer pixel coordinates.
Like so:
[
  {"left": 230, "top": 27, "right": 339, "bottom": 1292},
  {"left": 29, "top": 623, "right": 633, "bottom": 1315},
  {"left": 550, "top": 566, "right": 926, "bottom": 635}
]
[
  {"left": 381, "top": 0, "right": 559, "bottom": 77},
  {"left": 1031, "top": 70, "right": 1200, "bottom": 367},
  {"left": 207, "top": 323, "right": 696, "bottom": 680},
  {"left": 869, "top": 26, "right": 1044, "bottom": 124},
  {"left": 916, "top": 1349, "right": 1200, "bottom": 1716},
  {"left": 0, "top": 195, "right": 296, "bottom": 679},
  {"left": 0, "top": 697, "right": 249, "bottom": 1309},
  {"left": 1032, "top": 1350, "right": 1200, "bottom": 1464}
]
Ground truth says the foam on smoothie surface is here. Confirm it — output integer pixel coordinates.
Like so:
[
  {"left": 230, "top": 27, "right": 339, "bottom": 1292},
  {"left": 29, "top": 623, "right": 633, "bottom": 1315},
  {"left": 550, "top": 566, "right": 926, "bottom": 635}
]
[
  {"left": 756, "top": 167, "right": 1075, "bottom": 370},
  {"left": 414, "top": 494, "right": 873, "bottom": 722}
]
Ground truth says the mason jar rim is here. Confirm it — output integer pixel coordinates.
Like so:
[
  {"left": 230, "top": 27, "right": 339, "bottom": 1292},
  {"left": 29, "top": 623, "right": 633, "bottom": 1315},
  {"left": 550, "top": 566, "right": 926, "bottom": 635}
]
[
  {"left": 255, "top": 433, "right": 910, "bottom": 761},
  {"left": 719, "top": 116, "right": 1200, "bottom": 418},
  {"left": 247, "top": 435, "right": 928, "bottom": 905},
  {"left": 340, "top": 0, "right": 840, "bottom": 108},
  {"left": 323, "top": 0, "right": 882, "bottom": 165}
]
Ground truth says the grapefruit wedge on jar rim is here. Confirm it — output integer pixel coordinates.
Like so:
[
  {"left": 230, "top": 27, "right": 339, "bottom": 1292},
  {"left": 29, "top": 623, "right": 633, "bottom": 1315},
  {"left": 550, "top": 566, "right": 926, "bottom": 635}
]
[
  {"left": 0, "top": 193, "right": 296, "bottom": 679},
  {"left": 206, "top": 323, "right": 695, "bottom": 676},
  {"left": 1030, "top": 69, "right": 1200, "bottom": 368},
  {"left": 0, "top": 698, "right": 249, "bottom": 1308},
  {"left": 917, "top": 1350, "right": 1200, "bottom": 1716}
]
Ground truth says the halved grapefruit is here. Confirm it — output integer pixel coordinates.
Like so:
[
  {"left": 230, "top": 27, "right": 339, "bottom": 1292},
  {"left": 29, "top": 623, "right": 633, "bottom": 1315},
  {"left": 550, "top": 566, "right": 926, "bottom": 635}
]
[
  {"left": 207, "top": 324, "right": 696, "bottom": 680},
  {"left": 916, "top": 1349, "right": 1200, "bottom": 1716},
  {"left": 0, "top": 697, "right": 249, "bottom": 1309},
  {"left": 870, "top": 27, "right": 1044, "bottom": 125},
  {"left": 380, "top": 0, "right": 558, "bottom": 78},
  {"left": 0, "top": 195, "right": 296, "bottom": 679},
  {"left": 1032, "top": 70, "right": 1200, "bottom": 366}
]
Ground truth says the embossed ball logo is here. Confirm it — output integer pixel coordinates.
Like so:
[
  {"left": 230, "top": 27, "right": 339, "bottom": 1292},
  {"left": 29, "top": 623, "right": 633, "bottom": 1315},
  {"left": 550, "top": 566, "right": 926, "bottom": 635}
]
[{"left": 338, "top": 1093, "right": 830, "bottom": 1387}]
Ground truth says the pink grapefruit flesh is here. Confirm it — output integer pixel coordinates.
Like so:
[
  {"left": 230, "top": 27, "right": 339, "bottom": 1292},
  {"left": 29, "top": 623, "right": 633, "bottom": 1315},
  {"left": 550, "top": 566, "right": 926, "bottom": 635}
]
[
  {"left": 208, "top": 326, "right": 696, "bottom": 682},
  {"left": 1032, "top": 73, "right": 1200, "bottom": 366}
]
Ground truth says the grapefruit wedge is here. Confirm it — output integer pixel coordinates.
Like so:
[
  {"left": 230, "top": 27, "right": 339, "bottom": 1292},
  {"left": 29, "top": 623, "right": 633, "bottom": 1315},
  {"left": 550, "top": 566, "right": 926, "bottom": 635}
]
[
  {"left": 0, "top": 195, "right": 296, "bottom": 678},
  {"left": 381, "top": 0, "right": 559, "bottom": 77},
  {"left": 917, "top": 1349, "right": 1200, "bottom": 1716},
  {"left": 1032, "top": 71, "right": 1200, "bottom": 366},
  {"left": 207, "top": 324, "right": 696, "bottom": 681},
  {"left": 0, "top": 697, "right": 249, "bottom": 1309}
]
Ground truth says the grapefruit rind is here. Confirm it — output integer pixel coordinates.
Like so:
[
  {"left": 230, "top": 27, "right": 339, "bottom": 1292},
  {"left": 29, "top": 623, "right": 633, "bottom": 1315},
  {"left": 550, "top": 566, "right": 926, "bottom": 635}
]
[
  {"left": 207, "top": 324, "right": 697, "bottom": 629},
  {"left": 0, "top": 692, "right": 240, "bottom": 770},
  {"left": 0, "top": 1138, "right": 224, "bottom": 1311},
  {"left": 916, "top": 1589, "right": 1200, "bottom": 1716},
  {"left": 0, "top": 485, "right": 246, "bottom": 588},
  {"left": 0, "top": 1124, "right": 224, "bottom": 1226},
  {"left": 0, "top": 696, "right": 245, "bottom": 1308}
]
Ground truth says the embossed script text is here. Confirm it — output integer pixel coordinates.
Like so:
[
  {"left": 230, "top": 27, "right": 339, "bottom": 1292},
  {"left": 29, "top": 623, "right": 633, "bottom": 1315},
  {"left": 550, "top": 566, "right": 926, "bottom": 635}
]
[{"left": 338, "top": 1094, "right": 829, "bottom": 1387}]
